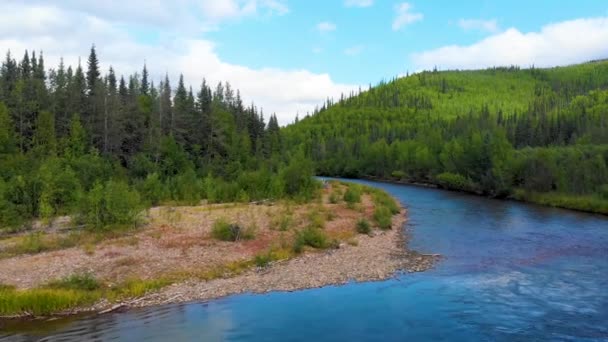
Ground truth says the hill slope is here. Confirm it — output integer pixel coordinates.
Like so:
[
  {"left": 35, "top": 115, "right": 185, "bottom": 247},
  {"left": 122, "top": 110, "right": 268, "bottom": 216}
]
[{"left": 282, "top": 62, "right": 608, "bottom": 214}]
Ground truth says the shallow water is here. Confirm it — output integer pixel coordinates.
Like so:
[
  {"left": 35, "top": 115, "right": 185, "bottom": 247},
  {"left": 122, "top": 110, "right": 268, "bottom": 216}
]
[{"left": 3, "top": 180, "right": 607, "bottom": 341}]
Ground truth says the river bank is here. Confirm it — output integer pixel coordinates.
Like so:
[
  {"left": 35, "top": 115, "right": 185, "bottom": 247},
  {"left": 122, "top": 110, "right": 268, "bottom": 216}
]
[
  {"left": 357, "top": 176, "right": 608, "bottom": 215},
  {"left": 0, "top": 181, "right": 437, "bottom": 319}
]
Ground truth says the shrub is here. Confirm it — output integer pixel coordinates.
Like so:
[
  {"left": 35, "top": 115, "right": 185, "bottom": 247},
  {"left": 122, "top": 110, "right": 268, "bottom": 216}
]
[
  {"left": 271, "top": 212, "right": 292, "bottom": 231},
  {"left": 80, "top": 180, "right": 142, "bottom": 229},
  {"left": 328, "top": 192, "right": 340, "bottom": 204},
  {"left": 600, "top": 184, "right": 608, "bottom": 200},
  {"left": 19, "top": 232, "right": 47, "bottom": 254},
  {"left": 374, "top": 206, "right": 393, "bottom": 230},
  {"left": 343, "top": 185, "right": 362, "bottom": 204},
  {"left": 356, "top": 219, "right": 371, "bottom": 234},
  {"left": 436, "top": 172, "right": 477, "bottom": 193},
  {"left": 391, "top": 170, "right": 406, "bottom": 179},
  {"left": 139, "top": 173, "right": 166, "bottom": 206},
  {"left": 254, "top": 253, "right": 272, "bottom": 268},
  {"left": 293, "top": 227, "right": 328, "bottom": 253},
  {"left": 371, "top": 190, "right": 400, "bottom": 215},
  {"left": 211, "top": 219, "right": 254, "bottom": 242},
  {"left": 46, "top": 273, "right": 100, "bottom": 291}
]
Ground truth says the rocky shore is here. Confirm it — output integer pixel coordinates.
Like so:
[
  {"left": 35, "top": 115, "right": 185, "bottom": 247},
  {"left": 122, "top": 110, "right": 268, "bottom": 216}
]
[
  {"left": 0, "top": 182, "right": 439, "bottom": 319},
  {"left": 130, "top": 209, "right": 438, "bottom": 309}
]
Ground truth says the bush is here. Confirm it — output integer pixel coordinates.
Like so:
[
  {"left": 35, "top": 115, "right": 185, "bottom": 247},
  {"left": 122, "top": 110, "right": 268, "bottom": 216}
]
[
  {"left": 139, "top": 173, "right": 166, "bottom": 206},
  {"left": 356, "top": 219, "right": 371, "bottom": 234},
  {"left": 343, "top": 185, "right": 362, "bottom": 204},
  {"left": 600, "top": 184, "right": 608, "bottom": 200},
  {"left": 293, "top": 227, "right": 328, "bottom": 253},
  {"left": 170, "top": 169, "right": 202, "bottom": 205},
  {"left": 254, "top": 253, "right": 272, "bottom": 268},
  {"left": 211, "top": 219, "right": 254, "bottom": 242},
  {"left": 374, "top": 206, "right": 393, "bottom": 230},
  {"left": 328, "top": 192, "right": 340, "bottom": 204},
  {"left": 80, "top": 180, "right": 142, "bottom": 229},
  {"left": 46, "top": 273, "right": 100, "bottom": 291},
  {"left": 271, "top": 212, "right": 292, "bottom": 231},
  {"left": 436, "top": 172, "right": 477, "bottom": 193},
  {"left": 371, "top": 190, "right": 400, "bottom": 215}
]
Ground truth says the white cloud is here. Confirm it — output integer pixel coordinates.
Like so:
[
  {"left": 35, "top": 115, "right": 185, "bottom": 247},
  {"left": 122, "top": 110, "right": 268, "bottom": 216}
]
[
  {"left": 317, "top": 21, "right": 337, "bottom": 33},
  {"left": 344, "top": 0, "right": 374, "bottom": 8},
  {"left": 392, "top": 3, "right": 423, "bottom": 31},
  {"left": 344, "top": 45, "right": 364, "bottom": 56},
  {"left": 411, "top": 17, "right": 608, "bottom": 71},
  {"left": 0, "top": 1, "right": 354, "bottom": 125},
  {"left": 458, "top": 19, "right": 499, "bottom": 33}
]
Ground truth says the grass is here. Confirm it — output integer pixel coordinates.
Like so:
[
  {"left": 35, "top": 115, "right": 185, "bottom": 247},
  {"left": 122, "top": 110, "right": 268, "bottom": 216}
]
[
  {"left": 0, "top": 287, "right": 101, "bottom": 316},
  {"left": 0, "top": 228, "right": 141, "bottom": 259},
  {"left": 307, "top": 207, "right": 326, "bottom": 229},
  {"left": 343, "top": 184, "right": 362, "bottom": 204},
  {"left": 513, "top": 189, "right": 608, "bottom": 215},
  {"left": 45, "top": 273, "right": 100, "bottom": 291},
  {"left": 373, "top": 206, "right": 393, "bottom": 230},
  {"left": 0, "top": 274, "right": 173, "bottom": 317},
  {"left": 293, "top": 227, "right": 328, "bottom": 253},
  {"left": 356, "top": 218, "right": 371, "bottom": 234},
  {"left": 270, "top": 211, "right": 293, "bottom": 231},
  {"left": 211, "top": 219, "right": 255, "bottom": 242}
]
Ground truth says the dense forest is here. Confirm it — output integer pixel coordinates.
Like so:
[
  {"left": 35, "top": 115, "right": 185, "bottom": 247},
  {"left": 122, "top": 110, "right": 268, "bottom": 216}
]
[
  {"left": 282, "top": 62, "right": 608, "bottom": 214},
  {"left": 0, "top": 47, "right": 316, "bottom": 231}
]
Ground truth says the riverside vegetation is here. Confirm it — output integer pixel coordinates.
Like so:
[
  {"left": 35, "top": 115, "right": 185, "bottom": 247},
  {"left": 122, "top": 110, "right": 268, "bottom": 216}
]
[
  {"left": 282, "top": 62, "right": 608, "bottom": 214},
  {"left": 0, "top": 181, "right": 428, "bottom": 317}
]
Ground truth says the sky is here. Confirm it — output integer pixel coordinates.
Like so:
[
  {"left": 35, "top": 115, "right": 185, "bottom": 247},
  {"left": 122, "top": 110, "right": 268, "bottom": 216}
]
[{"left": 2, "top": 1, "right": 608, "bottom": 125}]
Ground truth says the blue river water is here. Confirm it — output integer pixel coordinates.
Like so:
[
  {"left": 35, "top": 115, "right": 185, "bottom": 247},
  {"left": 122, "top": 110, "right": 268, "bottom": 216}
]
[{"left": 2, "top": 179, "right": 607, "bottom": 341}]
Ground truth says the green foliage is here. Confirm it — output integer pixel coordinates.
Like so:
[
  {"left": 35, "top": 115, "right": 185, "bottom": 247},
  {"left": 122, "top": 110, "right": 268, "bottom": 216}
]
[
  {"left": 356, "top": 218, "right": 371, "bottom": 234},
  {"left": 293, "top": 227, "right": 328, "bottom": 253},
  {"left": 600, "top": 185, "right": 608, "bottom": 200},
  {"left": 38, "top": 158, "right": 82, "bottom": 218},
  {"left": 282, "top": 62, "right": 608, "bottom": 213},
  {"left": 281, "top": 152, "right": 317, "bottom": 200},
  {"left": 436, "top": 172, "right": 477, "bottom": 193},
  {"left": 343, "top": 184, "right": 362, "bottom": 204},
  {"left": 373, "top": 206, "right": 393, "bottom": 230},
  {"left": 211, "top": 219, "right": 254, "bottom": 242},
  {"left": 46, "top": 273, "right": 100, "bottom": 291},
  {"left": 138, "top": 173, "right": 167, "bottom": 206},
  {"left": 0, "top": 287, "right": 100, "bottom": 316},
  {"left": 79, "top": 180, "right": 142, "bottom": 229},
  {"left": 0, "top": 102, "right": 16, "bottom": 155}
]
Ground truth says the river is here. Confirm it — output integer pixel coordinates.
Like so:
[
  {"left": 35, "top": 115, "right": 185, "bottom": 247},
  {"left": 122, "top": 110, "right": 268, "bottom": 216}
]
[{"left": 2, "top": 179, "right": 607, "bottom": 341}]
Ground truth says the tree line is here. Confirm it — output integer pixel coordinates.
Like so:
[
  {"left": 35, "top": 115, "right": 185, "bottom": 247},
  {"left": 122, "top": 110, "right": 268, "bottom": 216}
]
[
  {"left": 283, "top": 63, "right": 608, "bottom": 214},
  {"left": 0, "top": 47, "right": 315, "bottom": 230}
]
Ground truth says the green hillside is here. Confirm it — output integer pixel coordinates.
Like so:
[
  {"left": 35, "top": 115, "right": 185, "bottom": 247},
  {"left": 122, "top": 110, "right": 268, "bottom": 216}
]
[{"left": 282, "top": 62, "right": 608, "bottom": 214}]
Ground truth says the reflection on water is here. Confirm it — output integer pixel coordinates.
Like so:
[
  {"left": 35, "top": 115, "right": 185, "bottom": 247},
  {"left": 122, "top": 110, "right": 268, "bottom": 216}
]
[{"left": 2, "top": 180, "right": 607, "bottom": 341}]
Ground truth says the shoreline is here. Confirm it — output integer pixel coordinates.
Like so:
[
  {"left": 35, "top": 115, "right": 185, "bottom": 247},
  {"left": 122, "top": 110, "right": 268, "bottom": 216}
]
[
  {"left": 352, "top": 176, "right": 608, "bottom": 216},
  {"left": 127, "top": 209, "right": 438, "bottom": 311},
  {"left": 0, "top": 185, "right": 439, "bottom": 321}
]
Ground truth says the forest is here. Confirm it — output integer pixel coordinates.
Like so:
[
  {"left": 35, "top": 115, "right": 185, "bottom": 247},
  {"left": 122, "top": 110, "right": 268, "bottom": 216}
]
[
  {"left": 2, "top": 46, "right": 608, "bottom": 233},
  {"left": 282, "top": 62, "right": 608, "bottom": 214},
  {"left": 0, "top": 47, "right": 316, "bottom": 231}
]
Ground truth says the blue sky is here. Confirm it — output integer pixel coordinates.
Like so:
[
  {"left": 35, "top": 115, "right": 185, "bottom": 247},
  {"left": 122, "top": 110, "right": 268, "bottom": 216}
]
[
  {"left": 208, "top": 0, "right": 608, "bottom": 84},
  {"left": 1, "top": 0, "right": 608, "bottom": 124}
]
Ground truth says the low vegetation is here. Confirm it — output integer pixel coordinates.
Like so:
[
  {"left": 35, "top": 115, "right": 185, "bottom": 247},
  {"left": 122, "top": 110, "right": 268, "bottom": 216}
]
[
  {"left": 356, "top": 219, "right": 371, "bottom": 234},
  {"left": 211, "top": 219, "right": 255, "bottom": 242}
]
